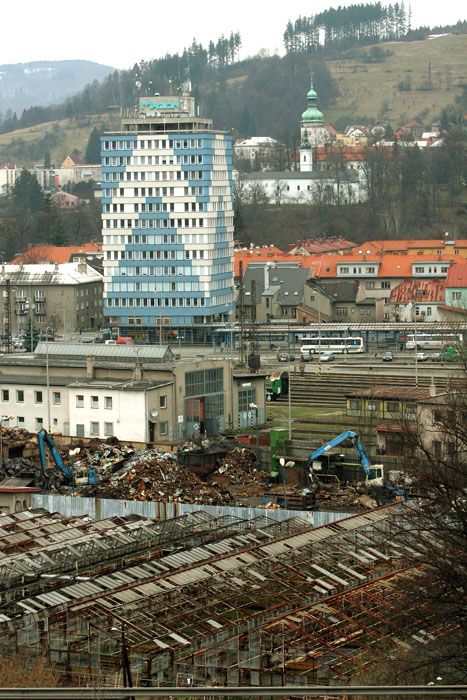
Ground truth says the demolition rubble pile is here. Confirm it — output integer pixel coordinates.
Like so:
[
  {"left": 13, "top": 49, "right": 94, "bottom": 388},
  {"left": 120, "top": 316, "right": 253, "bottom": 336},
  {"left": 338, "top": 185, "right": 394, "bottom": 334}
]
[{"left": 83, "top": 444, "right": 270, "bottom": 504}]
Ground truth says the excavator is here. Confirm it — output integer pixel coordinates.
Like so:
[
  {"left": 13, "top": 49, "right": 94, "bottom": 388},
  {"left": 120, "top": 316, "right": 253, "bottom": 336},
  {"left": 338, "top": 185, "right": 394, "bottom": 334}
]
[
  {"left": 307, "top": 430, "right": 407, "bottom": 504},
  {"left": 37, "top": 429, "right": 98, "bottom": 488}
]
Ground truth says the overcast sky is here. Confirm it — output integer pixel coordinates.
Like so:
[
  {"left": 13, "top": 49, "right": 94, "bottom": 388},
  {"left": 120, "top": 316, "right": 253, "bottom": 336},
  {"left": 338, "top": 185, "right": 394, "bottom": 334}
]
[{"left": 1, "top": 0, "right": 465, "bottom": 69}]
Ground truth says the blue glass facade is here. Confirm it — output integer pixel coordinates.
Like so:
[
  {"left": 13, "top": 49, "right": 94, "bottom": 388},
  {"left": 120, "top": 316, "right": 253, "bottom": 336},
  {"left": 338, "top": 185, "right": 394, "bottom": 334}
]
[{"left": 101, "top": 121, "right": 234, "bottom": 328}]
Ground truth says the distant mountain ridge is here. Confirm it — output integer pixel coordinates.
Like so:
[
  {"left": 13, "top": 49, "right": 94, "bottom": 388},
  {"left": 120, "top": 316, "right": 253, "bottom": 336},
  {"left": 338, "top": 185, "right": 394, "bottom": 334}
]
[{"left": 0, "top": 60, "right": 115, "bottom": 115}]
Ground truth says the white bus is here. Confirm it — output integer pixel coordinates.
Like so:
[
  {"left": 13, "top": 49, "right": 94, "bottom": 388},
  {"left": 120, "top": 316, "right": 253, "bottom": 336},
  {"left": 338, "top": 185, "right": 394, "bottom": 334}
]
[
  {"left": 405, "top": 332, "right": 463, "bottom": 350},
  {"left": 300, "top": 336, "right": 364, "bottom": 355}
]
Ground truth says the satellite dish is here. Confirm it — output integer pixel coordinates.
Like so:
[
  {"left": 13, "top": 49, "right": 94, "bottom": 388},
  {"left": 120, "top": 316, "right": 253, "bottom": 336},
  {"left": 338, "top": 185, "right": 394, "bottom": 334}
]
[
  {"left": 149, "top": 409, "right": 159, "bottom": 422},
  {"left": 135, "top": 80, "right": 142, "bottom": 89}
]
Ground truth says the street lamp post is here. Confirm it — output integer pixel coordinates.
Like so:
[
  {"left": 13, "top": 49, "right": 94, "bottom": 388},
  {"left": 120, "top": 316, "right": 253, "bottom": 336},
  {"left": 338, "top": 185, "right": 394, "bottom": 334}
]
[
  {"left": 0, "top": 415, "right": 15, "bottom": 469},
  {"left": 414, "top": 315, "right": 418, "bottom": 387}
]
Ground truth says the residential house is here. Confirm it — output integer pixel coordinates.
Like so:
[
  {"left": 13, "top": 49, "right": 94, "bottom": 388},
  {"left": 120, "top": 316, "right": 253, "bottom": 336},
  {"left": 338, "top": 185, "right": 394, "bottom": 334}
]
[
  {"left": 234, "top": 137, "right": 281, "bottom": 164},
  {"left": 241, "top": 264, "right": 311, "bottom": 322},
  {"left": 386, "top": 279, "right": 446, "bottom": 322},
  {"left": 346, "top": 385, "right": 438, "bottom": 457},
  {"left": 51, "top": 191, "right": 79, "bottom": 209},
  {"left": 442, "top": 261, "right": 467, "bottom": 311},
  {"left": 62, "top": 154, "right": 83, "bottom": 169},
  {"left": 299, "top": 279, "right": 379, "bottom": 322}
]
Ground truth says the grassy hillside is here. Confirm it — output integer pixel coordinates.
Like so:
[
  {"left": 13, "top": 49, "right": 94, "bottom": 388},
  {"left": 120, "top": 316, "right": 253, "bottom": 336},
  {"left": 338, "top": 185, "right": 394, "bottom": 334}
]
[
  {"left": 326, "top": 33, "right": 467, "bottom": 125},
  {"left": 0, "top": 113, "right": 121, "bottom": 167}
]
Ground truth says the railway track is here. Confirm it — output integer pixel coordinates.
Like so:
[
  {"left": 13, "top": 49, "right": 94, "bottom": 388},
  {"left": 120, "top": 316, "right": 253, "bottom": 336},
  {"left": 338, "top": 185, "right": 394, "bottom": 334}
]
[{"left": 276, "top": 371, "right": 453, "bottom": 409}]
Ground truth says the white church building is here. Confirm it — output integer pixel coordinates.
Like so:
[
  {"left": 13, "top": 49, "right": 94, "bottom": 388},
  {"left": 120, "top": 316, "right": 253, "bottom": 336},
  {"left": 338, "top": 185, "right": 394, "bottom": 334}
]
[{"left": 238, "top": 74, "right": 365, "bottom": 205}]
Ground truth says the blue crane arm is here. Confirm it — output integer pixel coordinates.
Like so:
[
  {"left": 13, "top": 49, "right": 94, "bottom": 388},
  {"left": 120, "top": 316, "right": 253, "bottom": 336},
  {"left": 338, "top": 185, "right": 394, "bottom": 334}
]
[
  {"left": 308, "top": 431, "right": 372, "bottom": 475},
  {"left": 37, "top": 429, "right": 73, "bottom": 482}
]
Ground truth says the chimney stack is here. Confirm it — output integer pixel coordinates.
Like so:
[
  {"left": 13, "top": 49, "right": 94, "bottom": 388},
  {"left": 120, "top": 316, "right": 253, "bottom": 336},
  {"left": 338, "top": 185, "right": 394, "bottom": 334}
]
[
  {"left": 135, "top": 361, "right": 143, "bottom": 382},
  {"left": 86, "top": 355, "right": 95, "bottom": 379}
]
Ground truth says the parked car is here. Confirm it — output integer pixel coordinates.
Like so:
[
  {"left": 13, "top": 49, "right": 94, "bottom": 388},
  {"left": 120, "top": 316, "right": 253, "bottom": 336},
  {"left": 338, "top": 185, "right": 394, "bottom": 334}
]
[
  {"left": 300, "top": 353, "right": 313, "bottom": 362},
  {"left": 382, "top": 351, "right": 393, "bottom": 362},
  {"left": 431, "top": 353, "right": 442, "bottom": 362},
  {"left": 277, "top": 351, "right": 295, "bottom": 362},
  {"left": 416, "top": 352, "right": 429, "bottom": 362},
  {"left": 319, "top": 351, "right": 335, "bottom": 362}
]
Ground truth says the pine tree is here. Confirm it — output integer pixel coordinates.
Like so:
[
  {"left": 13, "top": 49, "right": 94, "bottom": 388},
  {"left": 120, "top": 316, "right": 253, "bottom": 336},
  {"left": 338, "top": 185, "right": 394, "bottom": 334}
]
[{"left": 85, "top": 127, "right": 101, "bottom": 164}]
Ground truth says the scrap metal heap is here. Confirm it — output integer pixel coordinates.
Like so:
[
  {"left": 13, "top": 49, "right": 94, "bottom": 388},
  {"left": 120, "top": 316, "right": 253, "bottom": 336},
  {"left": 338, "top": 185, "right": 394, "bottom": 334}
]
[
  {"left": 0, "top": 429, "right": 373, "bottom": 509},
  {"left": 0, "top": 504, "right": 457, "bottom": 688}
]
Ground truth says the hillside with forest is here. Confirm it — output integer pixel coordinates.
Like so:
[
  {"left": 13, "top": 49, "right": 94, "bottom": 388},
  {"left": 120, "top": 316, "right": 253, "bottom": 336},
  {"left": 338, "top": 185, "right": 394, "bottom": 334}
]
[
  {"left": 0, "top": 31, "right": 465, "bottom": 167},
  {"left": 0, "top": 4, "right": 465, "bottom": 258},
  {"left": 0, "top": 60, "right": 114, "bottom": 116}
]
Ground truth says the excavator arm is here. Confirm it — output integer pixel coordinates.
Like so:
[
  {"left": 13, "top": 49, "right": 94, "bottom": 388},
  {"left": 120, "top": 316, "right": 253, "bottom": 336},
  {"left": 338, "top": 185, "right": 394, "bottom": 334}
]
[{"left": 37, "top": 429, "right": 73, "bottom": 483}]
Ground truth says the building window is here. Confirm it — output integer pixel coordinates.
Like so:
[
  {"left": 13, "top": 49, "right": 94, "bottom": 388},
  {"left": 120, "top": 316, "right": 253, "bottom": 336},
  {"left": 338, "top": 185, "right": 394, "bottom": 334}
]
[
  {"left": 104, "top": 422, "right": 114, "bottom": 437},
  {"left": 104, "top": 396, "right": 113, "bottom": 409},
  {"left": 1, "top": 389, "right": 9, "bottom": 401},
  {"left": 34, "top": 391, "right": 43, "bottom": 404},
  {"left": 159, "top": 421, "right": 168, "bottom": 436},
  {"left": 91, "top": 396, "right": 99, "bottom": 409},
  {"left": 53, "top": 392, "right": 61, "bottom": 405},
  {"left": 35, "top": 417, "right": 44, "bottom": 430},
  {"left": 76, "top": 395, "right": 84, "bottom": 408},
  {"left": 185, "top": 368, "right": 224, "bottom": 397},
  {"left": 381, "top": 281, "right": 391, "bottom": 289},
  {"left": 159, "top": 395, "right": 167, "bottom": 409},
  {"left": 366, "top": 281, "right": 375, "bottom": 289},
  {"left": 90, "top": 422, "right": 99, "bottom": 436},
  {"left": 16, "top": 390, "right": 24, "bottom": 403},
  {"left": 452, "top": 291, "right": 461, "bottom": 301},
  {"left": 76, "top": 424, "right": 85, "bottom": 437},
  {"left": 387, "top": 401, "right": 399, "bottom": 413},
  {"left": 239, "top": 388, "right": 256, "bottom": 412},
  {"left": 432, "top": 440, "right": 442, "bottom": 458},
  {"left": 367, "top": 400, "right": 380, "bottom": 411},
  {"left": 349, "top": 399, "right": 362, "bottom": 411},
  {"left": 17, "top": 417, "right": 25, "bottom": 428}
]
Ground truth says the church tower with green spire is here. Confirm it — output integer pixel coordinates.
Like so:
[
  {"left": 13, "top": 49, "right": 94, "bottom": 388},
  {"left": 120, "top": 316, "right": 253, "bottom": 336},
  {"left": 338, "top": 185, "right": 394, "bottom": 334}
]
[
  {"left": 299, "top": 128, "right": 313, "bottom": 172},
  {"left": 300, "top": 71, "right": 331, "bottom": 149}
]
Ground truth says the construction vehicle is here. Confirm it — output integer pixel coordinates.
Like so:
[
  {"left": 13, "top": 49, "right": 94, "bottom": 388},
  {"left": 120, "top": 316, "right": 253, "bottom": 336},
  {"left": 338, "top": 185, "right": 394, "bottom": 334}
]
[
  {"left": 307, "top": 430, "right": 407, "bottom": 503},
  {"left": 266, "top": 370, "right": 289, "bottom": 401},
  {"left": 37, "top": 429, "right": 98, "bottom": 487}
]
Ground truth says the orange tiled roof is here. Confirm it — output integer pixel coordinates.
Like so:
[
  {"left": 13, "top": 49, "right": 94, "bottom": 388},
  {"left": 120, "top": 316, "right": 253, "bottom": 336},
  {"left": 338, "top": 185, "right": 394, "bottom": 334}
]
[
  {"left": 235, "top": 250, "right": 457, "bottom": 279},
  {"left": 12, "top": 243, "right": 102, "bottom": 265},
  {"left": 445, "top": 261, "right": 467, "bottom": 288},
  {"left": 352, "top": 239, "right": 467, "bottom": 255},
  {"left": 314, "top": 146, "right": 368, "bottom": 161},
  {"left": 300, "top": 253, "right": 456, "bottom": 278}
]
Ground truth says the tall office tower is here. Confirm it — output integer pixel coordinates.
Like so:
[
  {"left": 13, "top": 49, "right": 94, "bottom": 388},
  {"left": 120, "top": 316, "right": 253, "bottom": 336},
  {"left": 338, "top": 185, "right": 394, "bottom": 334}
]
[{"left": 101, "top": 91, "right": 234, "bottom": 339}]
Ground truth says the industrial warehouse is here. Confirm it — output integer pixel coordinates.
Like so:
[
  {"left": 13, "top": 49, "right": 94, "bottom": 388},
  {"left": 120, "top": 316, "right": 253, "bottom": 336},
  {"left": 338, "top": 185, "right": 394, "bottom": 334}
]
[{"left": 0, "top": 503, "right": 456, "bottom": 688}]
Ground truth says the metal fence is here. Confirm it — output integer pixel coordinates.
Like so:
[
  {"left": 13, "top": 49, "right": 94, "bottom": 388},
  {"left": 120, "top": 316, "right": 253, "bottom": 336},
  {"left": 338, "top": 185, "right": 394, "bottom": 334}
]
[{"left": 31, "top": 494, "right": 351, "bottom": 527}]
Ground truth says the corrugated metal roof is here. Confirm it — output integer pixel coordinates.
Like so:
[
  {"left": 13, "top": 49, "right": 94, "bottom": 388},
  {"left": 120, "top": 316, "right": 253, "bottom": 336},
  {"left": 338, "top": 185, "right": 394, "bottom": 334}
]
[{"left": 34, "top": 342, "right": 174, "bottom": 362}]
